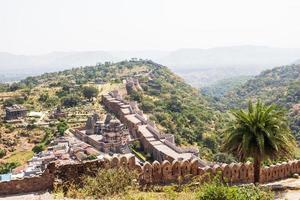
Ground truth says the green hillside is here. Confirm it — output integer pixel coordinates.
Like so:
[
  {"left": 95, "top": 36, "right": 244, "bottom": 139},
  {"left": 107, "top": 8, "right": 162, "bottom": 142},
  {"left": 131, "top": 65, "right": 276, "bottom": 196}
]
[
  {"left": 1, "top": 60, "right": 221, "bottom": 160},
  {"left": 216, "top": 65, "right": 300, "bottom": 137},
  {"left": 202, "top": 75, "right": 252, "bottom": 98}
]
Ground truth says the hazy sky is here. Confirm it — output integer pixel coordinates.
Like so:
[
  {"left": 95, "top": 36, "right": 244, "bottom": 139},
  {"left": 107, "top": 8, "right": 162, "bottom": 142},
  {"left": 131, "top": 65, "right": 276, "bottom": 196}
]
[{"left": 1, "top": 0, "right": 300, "bottom": 55}]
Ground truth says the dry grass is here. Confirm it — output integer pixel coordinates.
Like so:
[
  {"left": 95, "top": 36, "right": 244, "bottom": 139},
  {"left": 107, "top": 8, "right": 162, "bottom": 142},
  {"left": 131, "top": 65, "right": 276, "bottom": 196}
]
[
  {"left": 4, "top": 150, "right": 34, "bottom": 165},
  {"left": 294, "top": 147, "right": 300, "bottom": 159},
  {"left": 109, "top": 190, "right": 197, "bottom": 200}
]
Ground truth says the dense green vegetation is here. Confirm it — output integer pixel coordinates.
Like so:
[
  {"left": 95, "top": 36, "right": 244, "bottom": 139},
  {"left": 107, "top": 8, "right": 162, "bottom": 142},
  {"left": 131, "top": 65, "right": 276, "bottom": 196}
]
[
  {"left": 82, "top": 86, "right": 99, "bottom": 100},
  {"left": 124, "top": 62, "right": 223, "bottom": 158},
  {"left": 197, "top": 180, "right": 273, "bottom": 200},
  {"left": 222, "top": 101, "right": 296, "bottom": 183},
  {"left": 57, "top": 120, "right": 69, "bottom": 136},
  {"left": 213, "top": 65, "right": 300, "bottom": 138},
  {"left": 0, "top": 162, "right": 19, "bottom": 174},
  {"left": 202, "top": 75, "right": 251, "bottom": 98},
  {"left": 32, "top": 144, "right": 45, "bottom": 154}
]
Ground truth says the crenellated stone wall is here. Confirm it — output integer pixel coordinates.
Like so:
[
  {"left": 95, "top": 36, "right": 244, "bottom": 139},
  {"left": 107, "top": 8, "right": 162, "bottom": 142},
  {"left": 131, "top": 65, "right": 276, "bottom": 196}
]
[{"left": 1, "top": 156, "right": 300, "bottom": 196}]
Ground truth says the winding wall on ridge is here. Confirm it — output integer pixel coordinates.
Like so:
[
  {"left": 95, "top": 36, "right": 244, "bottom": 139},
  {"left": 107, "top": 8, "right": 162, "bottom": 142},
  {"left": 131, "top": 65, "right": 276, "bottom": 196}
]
[{"left": 101, "top": 91, "right": 200, "bottom": 163}]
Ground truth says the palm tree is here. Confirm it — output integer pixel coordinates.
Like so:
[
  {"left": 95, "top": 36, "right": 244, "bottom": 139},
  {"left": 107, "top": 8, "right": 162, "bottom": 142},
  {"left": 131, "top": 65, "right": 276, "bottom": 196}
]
[{"left": 222, "top": 100, "right": 296, "bottom": 183}]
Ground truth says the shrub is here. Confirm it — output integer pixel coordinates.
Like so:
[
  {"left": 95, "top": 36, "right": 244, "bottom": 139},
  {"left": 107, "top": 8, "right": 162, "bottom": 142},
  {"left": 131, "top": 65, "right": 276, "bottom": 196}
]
[
  {"left": 86, "top": 155, "right": 97, "bottom": 160},
  {"left": 58, "top": 168, "right": 138, "bottom": 199},
  {"left": 213, "top": 153, "right": 236, "bottom": 164},
  {"left": 0, "top": 149, "right": 6, "bottom": 158},
  {"left": 83, "top": 168, "right": 137, "bottom": 197},
  {"left": 130, "top": 90, "right": 143, "bottom": 102},
  {"left": 141, "top": 100, "right": 155, "bottom": 112},
  {"left": 62, "top": 96, "right": 80, "bottom": 107},
  {"left": 57, "top": 120, "right": 69, "bottom": 136},
  {"left": 32, "top": 144, "right": 45, "bottom": 153},
  {"left": 82, "top": 86, "right": 99, "bottom": 100},
  {"left": 0, "top": 162, "right": 20, "bottom": 174},
  {"left": 197, "top": 181, "right": 273, "bottom": 200}
]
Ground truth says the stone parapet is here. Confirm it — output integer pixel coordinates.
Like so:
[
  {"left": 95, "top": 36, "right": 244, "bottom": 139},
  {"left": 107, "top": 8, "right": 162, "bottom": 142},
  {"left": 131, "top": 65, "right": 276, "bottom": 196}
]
[{"left": 1, "top": 156, "right": 300, "bottom": 196}]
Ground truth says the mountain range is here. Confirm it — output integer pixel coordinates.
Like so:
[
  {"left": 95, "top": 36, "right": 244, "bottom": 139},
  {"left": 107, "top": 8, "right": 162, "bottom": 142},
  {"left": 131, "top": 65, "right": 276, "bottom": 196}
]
[{"left": 1, "top": 46, "right": 300, "bottom": 85}]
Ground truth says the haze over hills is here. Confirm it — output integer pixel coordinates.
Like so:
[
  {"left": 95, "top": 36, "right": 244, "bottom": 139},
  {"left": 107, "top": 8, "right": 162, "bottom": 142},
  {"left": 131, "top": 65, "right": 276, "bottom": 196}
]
[
  {"left": 164, "top": 46, "right": 300, "bottom": 87},
  {"left": 1, "top": 45, "right": 300, "bottom": 85}
]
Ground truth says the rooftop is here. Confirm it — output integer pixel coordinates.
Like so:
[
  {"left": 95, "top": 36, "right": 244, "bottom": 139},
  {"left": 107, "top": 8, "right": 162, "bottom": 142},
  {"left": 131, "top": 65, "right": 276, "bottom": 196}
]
[
  {"left": 138, "top": 125, "right": 155, "bottom": 138},
  {"left": 121, "top": 107, "right": 131, "bottom": 115},
  {"left": 125, "top": 114, "right": 142, "bottom": 125},
  {"left": 5, "top": 104, "right": 28, "bottom": 112},
  {"left": 138, "top": 125, "right": 192, "bottom": 160},
  {"left": 88, "top": 134, "right": 103, "bottom": 141},
  {"left": 150, "top": 140, "right": 192, "bottom": 160}
]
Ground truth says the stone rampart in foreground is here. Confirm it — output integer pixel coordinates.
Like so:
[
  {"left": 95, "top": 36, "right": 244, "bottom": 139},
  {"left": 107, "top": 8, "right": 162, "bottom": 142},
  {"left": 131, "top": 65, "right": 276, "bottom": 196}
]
[{"left": 1, "top": 155, "right": 300, "bottom": 196}]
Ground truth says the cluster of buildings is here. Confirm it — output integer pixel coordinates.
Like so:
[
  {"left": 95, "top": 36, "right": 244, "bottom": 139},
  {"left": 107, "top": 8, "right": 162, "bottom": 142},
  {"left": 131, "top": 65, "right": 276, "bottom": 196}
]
[
  {"left": 74, "top": 113, "right": 130, "bottom": 154},
  {"left": 0, "top": 135, "right": 103, "bottom": 182},
  {"left": 0, "top": 75, "right": 204, "bottom": 183}
]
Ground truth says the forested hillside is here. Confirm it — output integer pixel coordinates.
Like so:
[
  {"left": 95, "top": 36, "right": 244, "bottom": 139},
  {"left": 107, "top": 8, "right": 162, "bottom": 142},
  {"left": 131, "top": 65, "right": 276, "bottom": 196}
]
[
  {"left": 216, "top": 65, "right": 300, "bottom": 137},
  {"left": 0, "top": 60, "right": 223, "bottom": 160},
  {"left": 202, "top": 75, "right": 251, "bottom": 98}
]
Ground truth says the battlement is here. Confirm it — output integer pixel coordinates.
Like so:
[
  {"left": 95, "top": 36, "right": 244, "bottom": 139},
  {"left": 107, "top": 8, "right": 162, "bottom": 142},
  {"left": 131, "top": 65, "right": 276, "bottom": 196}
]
[{"left": 1, "top": 156, "right": 300, "bottom": 196}]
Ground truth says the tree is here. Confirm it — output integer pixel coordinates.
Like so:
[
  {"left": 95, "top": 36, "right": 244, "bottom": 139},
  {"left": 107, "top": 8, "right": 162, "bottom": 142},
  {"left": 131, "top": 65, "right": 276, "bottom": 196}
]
[
  {"left": 62, "top": 95, "right": 80, "bottom": 107},
  {"left": 222, "top": 101, "right": 296, "bottom": 183},
  {"left": 38, "top": 93, "right": 49, "bottom": 102},
  {"left": 3, "top": 98, "right": 15, "bottom": 107},
  {"left": 0, "top": 149, "right": 6, "bottom": 158},
  {"left": 57, "top": 120, "right": 69, "bottom": 136},
  {"left": 32, "top": 144, "right": 45, "bottom": 153},
  {"left": 167, "top": 96, "right": 182, "bottom": 112},
  {"left": 130, "top": 90, "right": 142, "bottom": 102},
  {"left": 0, "top": 162, "right": 20, "bottom": 174},
  {"left": 141, "top": 100, "right": 155, "bottom": 112},
  {"left": 86, "top": 155, "right": 97, "bottom": 160},
  {"left": 82, "top": 86, "right": 99, "bottom": 101}
]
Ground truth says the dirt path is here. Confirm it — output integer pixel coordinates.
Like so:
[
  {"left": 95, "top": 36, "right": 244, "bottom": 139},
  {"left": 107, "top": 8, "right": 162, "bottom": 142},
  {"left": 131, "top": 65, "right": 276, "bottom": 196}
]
[
  {"left": 277, "top": 190, "right": 300, "bottom": 200},
  {"left": 0, "top": 191, "right": 53, "bottom": 200},
  {"left": 265, "top": 178, "right": 300, "bottom": 200}
]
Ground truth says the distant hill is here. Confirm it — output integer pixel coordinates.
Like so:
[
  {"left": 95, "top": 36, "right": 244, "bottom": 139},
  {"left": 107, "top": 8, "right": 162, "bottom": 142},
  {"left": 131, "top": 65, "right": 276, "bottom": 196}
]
[
  {"left": 0, "top": 51, "right": 117, "bottom": 82},
  {"left": 216, "top": 65, "right": 300, "bottom": 137},
  {"left": 160, "top": 46, "right": 300, "bottom": 69},
  {"left": 202, "top": 75, "right": 252, "bottom": 98},
  {"left": 293, "top": 59, "right": 300, "bottom": 64},
  {"left": 2, "top": 46, "right": 300, "bottom": 85},
  {"left": 162, "top": 46, "right": 300, "bottom": 87}
]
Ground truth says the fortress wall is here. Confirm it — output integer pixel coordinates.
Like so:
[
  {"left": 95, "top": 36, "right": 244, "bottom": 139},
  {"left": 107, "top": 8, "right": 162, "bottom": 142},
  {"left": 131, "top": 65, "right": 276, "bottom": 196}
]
[
  {"left": 1, "top": 156, "right": 300, "bottom": 196},
  {"left": 0, "top": 163, "right": 56, "bottom": 196},
  {"left": 101, "top": 93, "right": 199, "bottom": 160}
]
